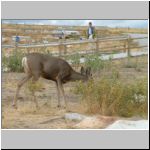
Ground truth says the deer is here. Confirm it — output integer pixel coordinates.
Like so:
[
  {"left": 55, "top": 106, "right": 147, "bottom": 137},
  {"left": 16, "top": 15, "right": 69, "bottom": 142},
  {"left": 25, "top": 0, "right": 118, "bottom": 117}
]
[{"left": 13, "top": 53, "right": 92, "bottom": 111}]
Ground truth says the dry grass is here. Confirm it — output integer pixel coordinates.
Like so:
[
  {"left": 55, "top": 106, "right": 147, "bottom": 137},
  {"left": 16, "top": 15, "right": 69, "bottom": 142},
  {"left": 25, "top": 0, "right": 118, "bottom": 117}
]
[
  {"left": 74, "top": 76, "right": 148, "bottom": 117},
  {"left": 109, "top": 27, "right": 148, "bottom": 34},
  {"left": 74, "top": 55, "right": 148, "bottom": 117}
]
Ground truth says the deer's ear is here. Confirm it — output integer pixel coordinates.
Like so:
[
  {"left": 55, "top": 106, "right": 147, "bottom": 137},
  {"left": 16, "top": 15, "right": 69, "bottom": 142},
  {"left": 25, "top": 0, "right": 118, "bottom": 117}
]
[{"left": 81, "top": 66, "right": 85, "bottom": 75}]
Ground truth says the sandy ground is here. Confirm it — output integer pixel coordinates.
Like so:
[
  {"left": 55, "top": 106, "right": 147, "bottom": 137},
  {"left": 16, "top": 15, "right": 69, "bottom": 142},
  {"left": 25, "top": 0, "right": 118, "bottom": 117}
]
[{"left": 2, "top": 72, "right": 86, "bottom": 129}]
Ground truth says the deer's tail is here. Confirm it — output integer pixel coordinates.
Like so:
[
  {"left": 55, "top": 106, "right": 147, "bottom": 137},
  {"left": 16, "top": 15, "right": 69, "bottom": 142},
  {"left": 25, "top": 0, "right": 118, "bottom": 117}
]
[{"left": 22, "top": 57, "right": 30, "bottom": 73}]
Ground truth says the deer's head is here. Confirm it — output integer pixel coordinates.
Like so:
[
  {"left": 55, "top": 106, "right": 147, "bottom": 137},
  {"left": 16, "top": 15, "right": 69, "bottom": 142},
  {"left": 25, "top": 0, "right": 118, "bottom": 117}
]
[{"left": 80, "top": 66, "right": 92, "bottom": 80}]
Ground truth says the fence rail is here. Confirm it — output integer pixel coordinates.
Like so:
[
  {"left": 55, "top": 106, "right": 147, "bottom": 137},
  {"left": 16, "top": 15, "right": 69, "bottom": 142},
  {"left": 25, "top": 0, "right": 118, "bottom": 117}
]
[{"left": 2, "top": 35, "right": 148, "bottom": 57}]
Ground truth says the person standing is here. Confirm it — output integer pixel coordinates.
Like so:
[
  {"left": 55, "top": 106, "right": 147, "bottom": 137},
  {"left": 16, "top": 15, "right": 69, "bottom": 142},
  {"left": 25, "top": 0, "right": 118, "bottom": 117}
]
[
  {"left": 87, "top": 22, "right": 96, "bottom": 39},
  {"left": 15, "top": 35, "right": 20, "bottom": 47},
  {"left": 87, "top": 22, "right": 96, "bottom": 51}
]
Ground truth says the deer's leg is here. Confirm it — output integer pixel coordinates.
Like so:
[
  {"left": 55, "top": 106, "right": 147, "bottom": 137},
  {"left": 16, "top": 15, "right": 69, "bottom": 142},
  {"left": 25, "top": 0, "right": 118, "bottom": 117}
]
[
  {"left": 57, "top": 78, "right": 68, "bottom": 110},
  {"left": 31, "top": 74, "right": 40, "bottom": 109},
  {"left": 13, "top": 75, "right": 32, "bottom": 109},
  {"left": 60, "top": 84, "right": 68, "bottom": 110},
  {"left": 55, "top": 81, "right": 61, "bottom": 108}
]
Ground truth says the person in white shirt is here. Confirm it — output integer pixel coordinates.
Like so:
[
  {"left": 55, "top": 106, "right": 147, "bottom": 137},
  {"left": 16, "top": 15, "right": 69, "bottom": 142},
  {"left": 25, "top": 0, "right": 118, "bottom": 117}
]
[{"left": 87, "top": 22, "right": 96, "bottom": 39}]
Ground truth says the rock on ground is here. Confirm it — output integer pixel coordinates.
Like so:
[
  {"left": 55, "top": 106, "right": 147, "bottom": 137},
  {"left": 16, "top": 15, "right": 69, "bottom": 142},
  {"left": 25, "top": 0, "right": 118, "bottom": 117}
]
[{"left": 64, "top": 113, "right": 87, "bottom": 121}]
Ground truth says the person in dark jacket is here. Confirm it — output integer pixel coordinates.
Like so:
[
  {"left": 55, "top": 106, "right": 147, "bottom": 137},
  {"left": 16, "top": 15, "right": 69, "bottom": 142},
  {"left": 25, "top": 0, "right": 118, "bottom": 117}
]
[
  {"left": 87, "top": 22, "right": 96, "bottom": 39},
  {"left": 15, "top": 35, "right": 20, "bottom": 47}
]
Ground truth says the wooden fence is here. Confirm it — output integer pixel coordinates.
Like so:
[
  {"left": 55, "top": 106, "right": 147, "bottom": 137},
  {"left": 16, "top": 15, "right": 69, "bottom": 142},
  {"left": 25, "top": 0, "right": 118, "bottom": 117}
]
[{"left": 2, "top": 35, "right": 148, "bottom": 58}]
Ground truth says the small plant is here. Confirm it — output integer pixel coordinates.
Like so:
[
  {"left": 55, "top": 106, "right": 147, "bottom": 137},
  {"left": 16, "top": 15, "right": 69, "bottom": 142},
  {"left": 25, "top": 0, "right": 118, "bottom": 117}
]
[
  {"left": 109, "top": 54, "right": 113, "bottom": 61},
  {"left": 73, "top": 80, "right": 85, "bottom": 94},
  {"left": 135, "top": 65, "right": 142, "bottom": 72},
  {"left": 84, "top": 54, "right": 105, "bottom": 72},
  {"left": 67, "top": 53, "right": 81, "bottom": 66},
  {"left": 102, "top": 57, "right": 113, "bottom": 71},
  {"left": 111, "top": 68, "right": 120, "bottom": 80},
  {"left": 2, "top": 50, "right": 24, "bottom": 72},
  {"left": 27, "top": 80, "right": 44, "bottom": 93}
]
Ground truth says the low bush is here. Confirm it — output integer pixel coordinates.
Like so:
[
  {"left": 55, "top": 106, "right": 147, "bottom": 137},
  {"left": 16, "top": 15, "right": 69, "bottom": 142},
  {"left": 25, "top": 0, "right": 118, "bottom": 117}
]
[
  {"left": 2, "top": 50, "right": 24, "bottom": 72},
  {"left": 74, "top": 76, "right": 148, "bottom": 118},
  {"left": 84, "top": 54, "right": 105, "bottom": 72}
]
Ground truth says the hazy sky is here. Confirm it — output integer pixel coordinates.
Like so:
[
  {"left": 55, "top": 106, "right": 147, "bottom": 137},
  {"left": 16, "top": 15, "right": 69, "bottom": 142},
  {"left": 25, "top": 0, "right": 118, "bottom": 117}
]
[{"left": 2, "top": 20, "right": 148, "bottom": 28}]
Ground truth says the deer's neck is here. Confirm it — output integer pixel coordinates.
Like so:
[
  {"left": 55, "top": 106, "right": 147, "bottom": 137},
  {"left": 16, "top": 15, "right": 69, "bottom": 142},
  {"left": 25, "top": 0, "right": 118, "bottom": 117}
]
[{"left": 70, "top": 70, "right": 88, "bottom": 82}]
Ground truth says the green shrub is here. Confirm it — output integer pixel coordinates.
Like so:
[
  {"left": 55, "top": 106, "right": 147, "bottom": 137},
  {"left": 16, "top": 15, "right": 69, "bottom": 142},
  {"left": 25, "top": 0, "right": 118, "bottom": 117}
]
[
  {"left": 111, "top": 68, "right": 120, "bottom": 80},
  {"left": 68, "top": 53, "right": 81, "bottom": 65},
  {"left": 74, "top": 77, "right": 148, "bottom": 118},
  {"left": 2, "top": 50, "right": 24, "bottom": 72},
  {"left": 84, "top": 54, "right": 105, "bottom": 71}
]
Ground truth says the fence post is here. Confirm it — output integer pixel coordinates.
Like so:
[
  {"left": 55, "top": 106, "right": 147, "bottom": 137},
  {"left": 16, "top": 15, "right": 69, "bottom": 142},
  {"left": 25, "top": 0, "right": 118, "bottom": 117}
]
[
  {"left": 58, "top": 39, "right": 62, "bottom": 56},
  {"left": 124, "top": 40, "right": 127, "bottom": 53},
  {"left": 14, "top": 37, "right": 19, "bottom": 55},
  {"left": 96, "top": 38, "right": 99, "bottom": 53},
  {"left": 127, "top": 36, "right": 131, "bottom": 57},
  {"left": 64, "top": 44, "right": 67, "bottom": 55},
  {"left": 14, "top": 43, "right": 18, "bottom": 55}
]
